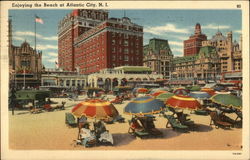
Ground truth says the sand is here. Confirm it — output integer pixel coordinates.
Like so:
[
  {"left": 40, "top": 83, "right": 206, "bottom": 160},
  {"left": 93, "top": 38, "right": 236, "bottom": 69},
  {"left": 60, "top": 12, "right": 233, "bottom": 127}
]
[{"left": 9, "top": 95, "right": 242, "bottom": 150}]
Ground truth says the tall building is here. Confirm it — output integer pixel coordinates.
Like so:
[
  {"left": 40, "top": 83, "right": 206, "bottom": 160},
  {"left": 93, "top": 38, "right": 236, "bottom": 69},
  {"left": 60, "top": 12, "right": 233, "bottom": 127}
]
[
  {"left": 58, "top": 9, "right": 143, "bottom": 74},
  {"left": 143, "top": 38, "right": 173, "bottom": 79},
  {"left": 58, "top": 9, "right": 108, "bottom": 71},
  {"left": 9, "top": 19, "right": 43, "bottom": 88},
  {"left": 184, "top": 23, "right": 207, "bottom": 56},
  {"left": 202, "top": 31, "right": 242, "bottom": 73}
]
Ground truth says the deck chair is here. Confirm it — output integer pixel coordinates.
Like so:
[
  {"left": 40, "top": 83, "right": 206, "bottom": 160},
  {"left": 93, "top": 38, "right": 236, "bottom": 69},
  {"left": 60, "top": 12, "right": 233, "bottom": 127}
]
[
  {"left": 164, "top": 115, "right": 189, "bottom": 132},
  {"left": 209, "top": 111, "right": 231, "bottom": 129},
  {"left": 65, "top": 113, "right": 78, "bottom": 127}
]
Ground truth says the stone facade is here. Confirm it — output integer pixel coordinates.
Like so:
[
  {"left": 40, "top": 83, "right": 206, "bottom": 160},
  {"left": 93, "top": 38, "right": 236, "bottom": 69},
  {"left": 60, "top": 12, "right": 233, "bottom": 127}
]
[
  {"left": 202, "top": 31, "right": 242, "bottom": 73},
  {"left": 143, "top": 38, "right": 173, "bottom": 79},
  {"left": 172, "top": 46, "right": 221, "bottom": 83}
]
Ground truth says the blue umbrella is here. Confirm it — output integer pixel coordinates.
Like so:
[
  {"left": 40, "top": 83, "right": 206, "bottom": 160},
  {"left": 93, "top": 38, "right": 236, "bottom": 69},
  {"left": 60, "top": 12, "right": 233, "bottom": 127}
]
[
  {"left": 124, "top": 96, "right": 165, "bottom": 116},
  {"left": 214, "top": 86, "right": 225, "bottom": 91},
  {"left": 189, "top": 91, "right": 211, "bottom": 100}
]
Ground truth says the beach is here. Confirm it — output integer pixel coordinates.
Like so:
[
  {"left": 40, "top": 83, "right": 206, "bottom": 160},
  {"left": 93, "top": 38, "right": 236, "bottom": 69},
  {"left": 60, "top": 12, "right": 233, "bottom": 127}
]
[{"left": 9, "top": 95, "right": 242, "bottom": 150}]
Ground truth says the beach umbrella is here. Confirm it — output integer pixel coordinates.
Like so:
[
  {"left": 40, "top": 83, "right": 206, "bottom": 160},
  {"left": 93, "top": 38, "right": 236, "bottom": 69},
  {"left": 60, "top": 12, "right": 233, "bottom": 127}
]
[
  {"left": 149, "top": 88, "right": 171, "bottom": 94},
  {"left": 72, "top": 99, "right": 119, "bottom": 119},
  {"left": 189, "top": 85, "right": 201, "bottom": 91},
  {"left": 201, "top": 88, "right": 216, "bottom": 96},
  {"left": 173, "top": 88, "right": 189, "bottom": 95},
  {"left": 189, "top": 91, "right": 211, "bottom": 100},
  {"left": 155, "top": 92, "right": 174, "bottom": 101},
  {"left": 124, "top": 96, "right": 165, "bottom": 116},
  {"left": 210, "top": 94, "right": 242, "bottom": 110},
  {"left": 133, "top": 88, "right": 148, "bottom": 94},
  {"left": 166, "top": 95, "right": 201, "bottom": 110},
  {"left": 151, "top": 90, "right": 168, "bottom": 97},
  {"left": 213, "top": 85, "right": 225, "bottom": 91}
]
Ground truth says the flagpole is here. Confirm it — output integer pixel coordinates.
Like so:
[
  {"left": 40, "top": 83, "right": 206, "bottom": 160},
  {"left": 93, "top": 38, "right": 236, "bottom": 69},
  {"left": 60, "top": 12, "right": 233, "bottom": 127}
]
[{"left": 35, "top": 14, "right": 36, "bottom": 51}]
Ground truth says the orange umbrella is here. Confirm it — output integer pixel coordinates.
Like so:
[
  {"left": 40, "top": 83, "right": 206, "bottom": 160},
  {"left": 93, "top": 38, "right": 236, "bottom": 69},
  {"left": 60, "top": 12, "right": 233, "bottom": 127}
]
[
  {"left": 151, "top": 90, "right": 168, "bottom": 97},
  {"left": 136, "top": 88, "right": 148, "bottom": 93},
  {"left": 166, "top": 95, "right": 201, "bottom": 110},
  {"left": 201, "top": 88, "right": 216, "bottom": 96},
  {"left": 72, "top": 99, "right": 118, "bottom": 119}
]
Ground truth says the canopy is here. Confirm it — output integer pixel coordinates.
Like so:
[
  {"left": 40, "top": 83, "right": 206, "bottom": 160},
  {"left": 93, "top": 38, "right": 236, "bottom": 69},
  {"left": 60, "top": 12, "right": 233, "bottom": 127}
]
[
  {"left": 166, "top": 95, "right": 201, "bottom": 110},
  {"left": 15, "top": 90, "right": 51, "bottom": 100},
  {"left": 124, "top": 96, "right": 165, "bottom": 116},
  {"left": 155, "top": 92, "right": 174, "bottom": 101},
  {"left": 72, "top": 99, "right": 119, "bottom": 119},
  {"left": 173, "top": 88, "right": 189, "bottom": 95},
  {"left": 151, "top": 90, "right": 168, "bottom": 97},
  {"left": 210, "top": 94, "right": 242, "bottom": 110},
  {"left": 188, "top": 91, "right": 211, "bottom": 100},
  {"left": 201, "top": 88, "right": 216, "bottom": 96}
]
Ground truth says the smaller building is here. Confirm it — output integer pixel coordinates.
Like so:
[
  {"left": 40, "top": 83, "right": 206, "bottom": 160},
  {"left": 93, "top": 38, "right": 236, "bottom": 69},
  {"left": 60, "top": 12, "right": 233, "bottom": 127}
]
[
  {"left": 87, "top": 66, "right": 163, "bottom": 90},
  {"left": 143, "top": 38, "right": 173, "bottom": 79},
  {"left": 9, "top": 41, "right": 43, "bottom": 89},
  {"left": 41, "top": 68, "right": 87, "bottom": 88}
]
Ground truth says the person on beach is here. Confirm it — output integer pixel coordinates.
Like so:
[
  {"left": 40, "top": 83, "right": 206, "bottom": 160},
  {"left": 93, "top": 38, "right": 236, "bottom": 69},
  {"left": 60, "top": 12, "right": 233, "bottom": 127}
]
[
  {"left": 94, "top": 120, "right": 107, "bottom": 139},
  {"left": 79, "top": 123, "right": 96, "bottom": 147},
  {"left": 130, "top": 117, "right": 143, "bottom": 132},
  {"left": 77, "top": 115, "right": 88, "bottom": 139}
]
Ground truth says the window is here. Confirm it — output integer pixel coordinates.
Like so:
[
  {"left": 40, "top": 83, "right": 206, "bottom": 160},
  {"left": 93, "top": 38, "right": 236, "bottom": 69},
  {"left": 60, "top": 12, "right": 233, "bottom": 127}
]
[
  {"left": 124, "top": 40, "right": 128, "bottom": 46},
  {"left": 112, "top": 48, "right": 116, "bottom": 53},
  {"left": 124, "top": 48, "right": 129, "bottom": 54},
  {"left": 112, "top": 39, "right": 115, "bottom": 45},
  {"left": 124, "top": 55, "right": 129, "bottom": 61}
]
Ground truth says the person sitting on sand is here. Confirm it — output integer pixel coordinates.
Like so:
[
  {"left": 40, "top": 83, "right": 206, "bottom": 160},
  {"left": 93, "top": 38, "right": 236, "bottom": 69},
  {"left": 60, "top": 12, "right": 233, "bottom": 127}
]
[
  {"left": 79, "top": 123, "right": 96, "bottom": 147},
  {"left": 94, "top": 120, "right": 107, "bottom": 139},
  {"left": 130, "top": 117, "right": 144, "bottom": 132}
]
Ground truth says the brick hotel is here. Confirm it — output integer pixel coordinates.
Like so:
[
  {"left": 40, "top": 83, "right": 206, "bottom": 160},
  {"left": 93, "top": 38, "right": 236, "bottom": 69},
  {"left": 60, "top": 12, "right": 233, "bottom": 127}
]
[{"left": 58, "top": 9, "right": 143, "bottom": 74}]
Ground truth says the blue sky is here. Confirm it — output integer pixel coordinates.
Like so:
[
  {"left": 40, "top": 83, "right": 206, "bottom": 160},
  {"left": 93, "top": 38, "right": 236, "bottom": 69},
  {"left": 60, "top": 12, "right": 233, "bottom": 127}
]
[{"left": 9, "top": 9, "right": 242, "bottom": 68}]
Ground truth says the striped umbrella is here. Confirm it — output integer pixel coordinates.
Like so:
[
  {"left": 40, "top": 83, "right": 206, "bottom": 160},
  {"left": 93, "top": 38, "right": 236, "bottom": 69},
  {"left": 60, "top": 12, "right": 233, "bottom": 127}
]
[
  {"left": 173, "top": 88, "right": 189, "bottom": 95},
  {"left": 124, "top": 96, "right": 165, "bottom": 116},
  {"left": 210, "top": 94, "right": 242, "bottom": 110},
  {"left": 201, "top": 88, "right": 216, "bottom": 96},
  {"left": 156, "top": 92, "right": 174, "bottom": 101},
  {"left": 133, "top": 88, "right": 149, "bottom": 94},
  {"left": 72, "top": 99, "right": 119, "bottom": 119},
  {"left": 149, "top": 88, "right": 171, "bottom": 94},
  {"left": 166, "top": 95, "right": 201, "bottom": 110},
  {"left": 151, "top": 90, "right": 168, "bottom": 97}
]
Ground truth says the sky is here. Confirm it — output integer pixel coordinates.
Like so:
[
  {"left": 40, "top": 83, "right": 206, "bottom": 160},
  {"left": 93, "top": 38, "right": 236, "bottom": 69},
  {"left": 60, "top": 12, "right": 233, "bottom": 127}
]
[{"left": 9, "top": 9, "right": 242, "bottom": 68}]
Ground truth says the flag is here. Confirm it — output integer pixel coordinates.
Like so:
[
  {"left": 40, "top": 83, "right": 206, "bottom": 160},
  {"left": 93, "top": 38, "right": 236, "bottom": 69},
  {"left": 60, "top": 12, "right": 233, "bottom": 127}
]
[{"left": 35, "top": 16, "right": 43, "bottom": 24}]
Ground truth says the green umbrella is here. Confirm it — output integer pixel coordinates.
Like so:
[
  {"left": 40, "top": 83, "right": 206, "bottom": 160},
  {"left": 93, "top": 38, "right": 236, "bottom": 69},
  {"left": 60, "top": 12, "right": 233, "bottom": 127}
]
[
  {"left": 156, "top": 92, "right": 174, "bottom": 101},
  {"left": 210, "top": 94, "right": 242, "bottom": 110},
  {"left": 189, "top": 86, "right": 201, "bottom": 91}
]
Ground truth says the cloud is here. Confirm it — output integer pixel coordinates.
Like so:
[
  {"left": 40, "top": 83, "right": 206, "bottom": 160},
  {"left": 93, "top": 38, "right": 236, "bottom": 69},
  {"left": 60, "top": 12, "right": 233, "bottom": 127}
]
[
  {"left": 46, "top": 57, "right": 58, "bottom": 63},
  {"left": 171, "top": 48, "right": 183, "bottom": 53},
  {"left": 234, "top": 30, "right": 242, "bottom": 34},
  {"left": 37, "top": 44, "right": 57, "bottom": 50},
  {"left": 202, "top": 24, "right": 230, "bottom": 30},
  {"left": 144, "top": 23, "right": 189, "bottom": 35},
  {"left": 13, "top": 36, "right": 25, "bottom": 41},
  {"left": 47, "top": 52, "right": 58, "bottom": 57},
  {"left": 169, "top": 41, "right": 183, "bottom": 47},
  {"left": 14, "top": 31, "right": 57, "bottom": 41}
]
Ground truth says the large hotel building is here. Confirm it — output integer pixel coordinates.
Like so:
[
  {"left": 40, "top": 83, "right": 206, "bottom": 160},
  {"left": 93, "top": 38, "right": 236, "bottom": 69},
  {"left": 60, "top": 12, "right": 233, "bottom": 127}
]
[{"left": 58, "top": 9, "right": 143, "bottom": 74}]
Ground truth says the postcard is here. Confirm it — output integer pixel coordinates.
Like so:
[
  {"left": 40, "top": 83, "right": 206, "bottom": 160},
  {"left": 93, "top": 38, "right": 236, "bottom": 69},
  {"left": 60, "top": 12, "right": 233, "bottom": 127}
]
[{"left": 1, "top": 1, "right": 249, "bottom": 160}]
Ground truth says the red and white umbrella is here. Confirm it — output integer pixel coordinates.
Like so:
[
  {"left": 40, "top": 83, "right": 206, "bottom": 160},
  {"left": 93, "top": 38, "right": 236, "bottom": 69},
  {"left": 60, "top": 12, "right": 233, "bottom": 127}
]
[
  {"left": 173, "top": 88, "right": 189, "bottom": 95},
  {"left": 166, "top": 95, "right": 201, "bottom": 110},
  {"left": 72, "top": 99, "right": 119, "bottom": 119}
]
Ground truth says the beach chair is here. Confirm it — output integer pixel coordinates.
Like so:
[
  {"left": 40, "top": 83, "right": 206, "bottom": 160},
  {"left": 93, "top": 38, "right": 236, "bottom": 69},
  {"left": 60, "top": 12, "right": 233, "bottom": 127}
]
[
  {"left": 164, "top": 115, "right": 189, "bottom": 132},
  {"left": 65, "top": 113, "right": 78, "bottom": 127},
  {"left": 43, "top": 104, "right": 54, "bottom": 112},
  {"left": 54, "top": 101, "right": 66, "bottom": 110},
  {"left": 128, "top": 119, "right": 150, "bottom": 139},
  {"left": 194, "top": 109, "right": 209, "bottom": 115},
  {"left": 209, "top": 111, "right": 231, "bottom": 129}
]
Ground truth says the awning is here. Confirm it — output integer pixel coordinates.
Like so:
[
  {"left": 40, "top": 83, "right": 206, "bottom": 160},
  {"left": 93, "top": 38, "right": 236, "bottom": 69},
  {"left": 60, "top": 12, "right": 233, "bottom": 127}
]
[{"left": 224, "top": 72, "right": 242, "bottom": 78}]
